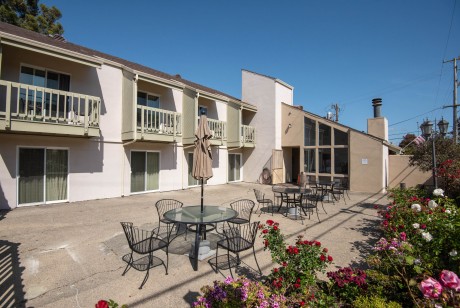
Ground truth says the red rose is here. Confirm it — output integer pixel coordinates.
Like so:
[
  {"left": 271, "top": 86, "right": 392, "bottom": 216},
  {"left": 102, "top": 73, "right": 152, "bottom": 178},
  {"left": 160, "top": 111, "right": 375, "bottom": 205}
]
[
  {"left": 328, "top": 255, "right": 333, "bottom": 262},
  {"left": 273, "top": 268, "right": 279, "bottom": 273},
  {"left": 323, "top": 248, "right": 328, "bottom": 253},
  {"left": 264, "top": 239, "right": 269, "bottom": 247},
  {"left": 282, "top": 262, "right": 288, "bottom": 267},
  {"left": 315, "top": 241, "right": 321, "bottom": 246},
  {"left": 262, "top": 229, "right": 268, "bottom": 234},
  {"left": 294, "top": 283, "right": 301, "bottom": 288},
  {"left": 95, "top": 300, "right": 109, "bottom": 308},
  {"left": 273, "top": 226, "right": 278, "bottom": 231},
  {"left": 266, "top": 220, "right": 274, "bottom": 226},
  {"left": 299, "top": 301, "right": 305, "bottom": 306},
  {"left": 421, "top": 224, "right": 427, "bottom": 229},
  {"left": 320, "top": 254, "right": 326, "bottom": 262}
]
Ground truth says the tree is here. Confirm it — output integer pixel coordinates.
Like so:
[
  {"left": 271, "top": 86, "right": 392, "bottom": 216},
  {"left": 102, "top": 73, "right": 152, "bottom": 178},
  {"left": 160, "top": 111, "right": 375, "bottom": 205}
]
[
  {"left": 410, "top": 136, "right": 460, "bottom": 199},
  {"left": 399, "top": 134, "right": 417, "bottom": 155},
  {"left": 0, "top": 0, "right": 63, "bottom": 35}
]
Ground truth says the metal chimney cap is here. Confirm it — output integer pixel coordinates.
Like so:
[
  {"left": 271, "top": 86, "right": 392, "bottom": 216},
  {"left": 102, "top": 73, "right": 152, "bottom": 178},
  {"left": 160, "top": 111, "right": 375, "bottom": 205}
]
[{"left": 372, "top": 98, "right": 382, "bottom": 106}]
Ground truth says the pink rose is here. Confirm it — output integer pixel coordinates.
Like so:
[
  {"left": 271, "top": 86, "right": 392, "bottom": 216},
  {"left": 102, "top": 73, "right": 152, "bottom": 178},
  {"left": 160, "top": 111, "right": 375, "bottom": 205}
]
[
  {"left": 440, "top": 270, "right": 460, "bottom": 291},
  {"left": 419, "top": 277, "right": 443, "bottom": 299}
]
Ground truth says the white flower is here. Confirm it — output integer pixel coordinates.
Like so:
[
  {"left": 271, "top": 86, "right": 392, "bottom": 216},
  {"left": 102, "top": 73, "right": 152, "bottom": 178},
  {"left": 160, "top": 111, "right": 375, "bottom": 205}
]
[
  {"left": 428, "top": 200, "right": 438, "bottom": 209},
  {"left": 445, "top": 209, "right": 451, "bottom": 214},
  {"left": 412, "top": 223, "right": 420, "bottom": 229},
  {"left": 427, "top": 217, "right": 432, "bottom": 222},
  {"left": 421, "top": 232, "right": 433, "bottom": 242},
  {"left": 433, "top": 188, "right": 444, "bottom": 197},
  {"left": 411, "top": 204, "right": 422, "bottom": 212},
  {"left": 449, "top": 250, "right": 458, "bottom": 257},
  {"left": 414, "top": 259, "right": 422, "bottom": 265}
]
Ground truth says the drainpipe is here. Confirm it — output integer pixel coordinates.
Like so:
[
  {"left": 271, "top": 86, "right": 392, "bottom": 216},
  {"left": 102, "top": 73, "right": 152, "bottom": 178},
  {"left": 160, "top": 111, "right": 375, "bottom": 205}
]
[{"left": 121, "top": 139, "right": 137, "bottom": 197}]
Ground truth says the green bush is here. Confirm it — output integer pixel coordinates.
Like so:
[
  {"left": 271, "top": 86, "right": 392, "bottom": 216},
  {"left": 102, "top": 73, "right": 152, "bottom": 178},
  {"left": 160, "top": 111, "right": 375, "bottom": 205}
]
[{"left": 352, "top": 295, "right": 402, "bottom": 308}]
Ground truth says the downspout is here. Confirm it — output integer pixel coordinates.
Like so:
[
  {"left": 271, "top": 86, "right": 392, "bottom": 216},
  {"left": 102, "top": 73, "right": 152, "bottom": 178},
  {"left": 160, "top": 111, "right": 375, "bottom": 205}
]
[
  {"left": 121, "top": 139, "right": 137, "bottom": 197},
  {"left": 121, "top": 74, "right": 139, "bottom": 196}
]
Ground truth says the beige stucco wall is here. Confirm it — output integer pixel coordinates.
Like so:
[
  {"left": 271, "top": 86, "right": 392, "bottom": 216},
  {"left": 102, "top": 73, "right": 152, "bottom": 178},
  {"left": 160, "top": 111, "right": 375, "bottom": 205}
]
[
  {"left": 349, "top": 130, "right": 385, "bottom": 193},
  {"left": 368, "top": 117, "right": 388, "bottom": 141},
  {"left": 388, "top": 155, "right": 432, "bottom": 189},
  {"left": 282, "top": 104, "right": 304, "bottom": 147}
]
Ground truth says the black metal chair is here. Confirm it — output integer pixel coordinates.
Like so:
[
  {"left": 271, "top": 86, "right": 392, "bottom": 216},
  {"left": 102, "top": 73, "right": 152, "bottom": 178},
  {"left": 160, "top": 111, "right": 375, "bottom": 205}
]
[
  {"left": 332, "top": 178, "right": 350, "bottom": 201},
  {"left": 120, "top": 222, "right": 169, "bottom": 289},
  {"left": 281, "top": 192, "right": 303, "bottom": 220},
  {"left": 228, "top": 199, "right": 255, "bottom": 225},
  {"left": 300, "top": 191, "right": 322, "bottom": 223},
  {"left": 155, "top": 199, "right": 186, "bottom": 242},
  {"left": 215, "top": 221, "right": 262, "bottom": 278},
  {"left": 253, "top": 189, "right": 274, "bottom": 216}
]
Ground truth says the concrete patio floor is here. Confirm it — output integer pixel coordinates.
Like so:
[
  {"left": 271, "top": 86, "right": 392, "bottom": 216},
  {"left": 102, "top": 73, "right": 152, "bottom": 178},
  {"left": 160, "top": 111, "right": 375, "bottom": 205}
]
[{"left": 0, "top": 182, "right": 389, "bottom": 308}]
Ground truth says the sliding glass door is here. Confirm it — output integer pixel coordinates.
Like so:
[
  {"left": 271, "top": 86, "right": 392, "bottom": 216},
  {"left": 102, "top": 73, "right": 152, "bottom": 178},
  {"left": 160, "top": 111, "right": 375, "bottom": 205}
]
[
  {"left": 18, "top": 148, "right": 68, "bottom": 205},
  {"left": 228, "top": 153, "right": 241, "bottom": 182},
  {"left": 131, "top": 151, "right": 159, "bottom": 193}
]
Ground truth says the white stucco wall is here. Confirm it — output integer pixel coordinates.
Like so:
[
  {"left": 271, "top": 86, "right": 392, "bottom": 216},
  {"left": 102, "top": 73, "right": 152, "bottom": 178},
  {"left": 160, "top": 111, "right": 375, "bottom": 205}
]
[
  {"left": 275, "top": 82, "right": 294, "bottom": 150},
  {"left": 97, "top": 64, "right": 123, "bottom": 142},
  {"left": 241, "top": 70, "right": 276, "bottom": 182}
]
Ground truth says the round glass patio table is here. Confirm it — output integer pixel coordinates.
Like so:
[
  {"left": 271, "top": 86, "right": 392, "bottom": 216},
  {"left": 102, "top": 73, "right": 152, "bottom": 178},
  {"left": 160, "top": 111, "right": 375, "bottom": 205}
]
[{"left": 163, "top": 205, "right": 238, "bottom": 271}]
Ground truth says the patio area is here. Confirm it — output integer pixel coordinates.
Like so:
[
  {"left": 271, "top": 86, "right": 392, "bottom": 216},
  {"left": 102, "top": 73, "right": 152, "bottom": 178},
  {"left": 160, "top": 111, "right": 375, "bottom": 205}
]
[{"left": 0, "top": 182, "right": 388, "bottom": 307}]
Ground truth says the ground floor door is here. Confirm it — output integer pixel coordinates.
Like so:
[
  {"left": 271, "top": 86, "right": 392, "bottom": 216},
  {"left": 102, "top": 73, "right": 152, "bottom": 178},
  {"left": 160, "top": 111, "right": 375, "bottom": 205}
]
[
  {"left": 228, "top": 153, "right": 241, "bottom": 182},
  {"left": 130, "top": 151, "right": 159, "bottom": 193},
  {"left": 18, "top": 148, "right": 68, "bottom": 206},
  {"left": 292, "top": 148, "right": 300, "bottom": 183}
]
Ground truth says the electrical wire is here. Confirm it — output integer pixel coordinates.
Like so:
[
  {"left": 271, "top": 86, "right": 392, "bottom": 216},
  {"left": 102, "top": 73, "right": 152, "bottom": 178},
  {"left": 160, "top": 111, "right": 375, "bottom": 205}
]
[{"left": 389, "top": 107, "right": 444, "bottom": 127}]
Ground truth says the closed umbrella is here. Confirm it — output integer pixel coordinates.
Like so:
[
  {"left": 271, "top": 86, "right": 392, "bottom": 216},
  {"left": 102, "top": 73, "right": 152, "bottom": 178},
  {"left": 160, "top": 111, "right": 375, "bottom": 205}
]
[{"left": 193, "top": 113, "right": 213, "bottom": 213}]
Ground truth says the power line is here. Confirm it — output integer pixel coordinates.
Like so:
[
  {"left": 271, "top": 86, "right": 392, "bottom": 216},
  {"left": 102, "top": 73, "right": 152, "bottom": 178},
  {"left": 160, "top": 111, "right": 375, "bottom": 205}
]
[{"left": 389, "top": 107, "right": 443, "bottom": 127}]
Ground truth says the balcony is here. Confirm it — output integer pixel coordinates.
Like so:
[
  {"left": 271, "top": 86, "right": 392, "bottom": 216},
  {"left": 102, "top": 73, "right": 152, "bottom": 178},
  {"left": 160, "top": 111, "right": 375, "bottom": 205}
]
[
  {"left": 136, "top": 105, "right": 181, "bottom": 142},
  {"left": 0, "top": 80, "right": 100, "bottom": 137},
  {"left": 241, "top": 125, "right": 256, "bottom": 147},
  {"left": 206, "top": 118, "right": 227, "bottom": 145}
]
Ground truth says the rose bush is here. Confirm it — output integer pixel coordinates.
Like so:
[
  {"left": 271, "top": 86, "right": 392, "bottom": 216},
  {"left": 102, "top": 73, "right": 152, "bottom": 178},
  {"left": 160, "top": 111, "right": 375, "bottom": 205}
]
[{"left": 95, "top": 299, "right": 126, "bottom": 308}]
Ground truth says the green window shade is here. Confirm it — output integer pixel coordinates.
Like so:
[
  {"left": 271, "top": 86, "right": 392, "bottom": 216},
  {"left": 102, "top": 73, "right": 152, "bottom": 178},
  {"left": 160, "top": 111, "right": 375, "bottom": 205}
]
[
  {"left": 131, "top": 152, "right": 146, "bottom": 193},
  {"left": 146, "top": 152, "right": 159, "bottom": 191},
  {"left": 18, "top": 148, "right": 45, "bottom": 204},
  {"left": 228, "top": 154, "right": 241, "bottom": 182},
  {"left": 46, "top": 149, "right": 68, "bottom": 201}
]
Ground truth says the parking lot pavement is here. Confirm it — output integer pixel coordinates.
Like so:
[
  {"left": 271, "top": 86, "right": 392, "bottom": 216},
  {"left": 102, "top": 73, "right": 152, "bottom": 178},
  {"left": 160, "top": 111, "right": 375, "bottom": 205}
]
[{"left": 0, "top": 182, "right": 388, "bottom": 307}]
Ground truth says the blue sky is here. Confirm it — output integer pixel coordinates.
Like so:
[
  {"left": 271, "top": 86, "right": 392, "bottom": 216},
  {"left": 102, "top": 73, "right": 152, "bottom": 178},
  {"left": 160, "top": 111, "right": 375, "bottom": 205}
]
[{"left": 44, "top": 0, "right": 459, "bottom": 145}]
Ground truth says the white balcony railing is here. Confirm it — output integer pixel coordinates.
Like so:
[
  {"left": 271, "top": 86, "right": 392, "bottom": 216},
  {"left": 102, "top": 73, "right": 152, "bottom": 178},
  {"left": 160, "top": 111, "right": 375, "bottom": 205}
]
[
  {"left": 241, "top": 125, "right": 255, "bottom": 144},
  {"left": 137, "top": 105, "right": 182, "bottom": 137},
  {"left": 0, "top": 80, "right": 100, "bottom": 132},
  {"left": 206, "top": 118, "right": 227, "bottom": 141}
]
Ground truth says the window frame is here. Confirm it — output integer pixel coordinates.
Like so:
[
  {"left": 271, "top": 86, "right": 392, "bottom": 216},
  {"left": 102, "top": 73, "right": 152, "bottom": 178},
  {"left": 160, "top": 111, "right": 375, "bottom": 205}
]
[
  {"left": 137, "top": 90, "right": 161, "bottom": 109},
  {"left": 130, "top": 150, "right": 161, "bottom": 194}
]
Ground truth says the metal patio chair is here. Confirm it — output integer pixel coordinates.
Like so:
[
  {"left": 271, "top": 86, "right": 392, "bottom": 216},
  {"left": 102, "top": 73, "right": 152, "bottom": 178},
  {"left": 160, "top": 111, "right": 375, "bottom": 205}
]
[
  {"left": 228, "top": 199, "right": 255, "bottom": 225},
  {"left": 155, "top": 199, "right": 187, "bottom": 242},
  {"left": 253, "top": 189, "right": 274, "bottom": 216},
  {"left": 120, "top": 222, "right": 169, "bottom": 289},
  {"left": 215, "top": 221, "right": 262, "bottom": 278}
]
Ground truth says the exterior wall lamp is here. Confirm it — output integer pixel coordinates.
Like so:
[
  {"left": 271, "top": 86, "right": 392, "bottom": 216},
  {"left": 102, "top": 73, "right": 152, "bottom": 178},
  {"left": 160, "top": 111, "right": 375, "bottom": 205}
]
[{"left": 420, "top": 117, "right": 449, "bottom": 189}]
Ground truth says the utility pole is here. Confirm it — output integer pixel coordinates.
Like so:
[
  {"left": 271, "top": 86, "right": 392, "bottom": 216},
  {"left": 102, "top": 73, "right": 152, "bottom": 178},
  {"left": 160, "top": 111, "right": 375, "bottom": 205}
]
[
  {"left": 331, "top": 103, "right": 341, "bottom": 122},
  {"left": 443, "top": 56, "right": 460, "bottom": 144}
]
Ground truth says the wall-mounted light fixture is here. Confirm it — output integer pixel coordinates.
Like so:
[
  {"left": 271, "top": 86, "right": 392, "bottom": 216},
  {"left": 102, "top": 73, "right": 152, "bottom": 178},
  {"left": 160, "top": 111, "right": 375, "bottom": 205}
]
[{"left": 288, "top": 124, "right": 292, "bottom": 128}]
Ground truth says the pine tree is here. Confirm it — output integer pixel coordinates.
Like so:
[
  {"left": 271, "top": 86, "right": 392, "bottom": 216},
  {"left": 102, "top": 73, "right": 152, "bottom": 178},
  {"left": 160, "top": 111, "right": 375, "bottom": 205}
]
[{"left": 0, "top": 0, "right": 63, "bottom": 35}]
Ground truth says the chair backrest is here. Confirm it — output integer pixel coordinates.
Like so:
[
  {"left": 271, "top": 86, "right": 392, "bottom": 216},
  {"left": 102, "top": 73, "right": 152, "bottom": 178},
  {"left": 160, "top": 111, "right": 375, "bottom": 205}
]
[
  {"left": 155, "top": 199, "right": 183, "bottom": 221},
  {"left": 230, "top": 199, "right": 255, "bottom": 222},
  {"left": 253, "top": 189, "right": 264, "bottom": 202},
  {"left": 223, "top": 221, "right": 260, "bottom": 250}
]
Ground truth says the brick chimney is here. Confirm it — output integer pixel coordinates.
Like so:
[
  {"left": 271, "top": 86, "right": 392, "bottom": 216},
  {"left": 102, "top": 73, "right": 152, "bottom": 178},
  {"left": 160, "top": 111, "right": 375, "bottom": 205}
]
[{"left": 367, "top": 98, "right": 388, "bottom": 140}]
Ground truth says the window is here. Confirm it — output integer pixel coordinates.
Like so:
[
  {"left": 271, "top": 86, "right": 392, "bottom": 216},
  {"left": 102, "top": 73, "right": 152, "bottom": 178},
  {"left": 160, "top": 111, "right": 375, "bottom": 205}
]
[
  {"left": 304, "top": 149, "right": 316, "bottom": 172},
  {"left": 304, "top": 118, "right": 316, "bottom": 146},
  {"left": 137, "top": 91, "right": 160, "bottom": 108},
  {"left": 334, "top": 148, "right": 349, "bottom": 174},
  {"left": 318, "top": 148, "right": 331, "bottom": 173},
  {"left": 319, "top": 123, "right": 331, "bottom": 146},
  {"left": 228, "top": 154, "right": 241, "bottom": 182},
  {"left": 130, "top": 151, "right": 159, "bottom": 193},
  {"left": 19, "top": 65, "right": 70, "bottom": 116},
  {"left": 334, "top": 129, "right": 348, "bottom": 145},
  {"left": 18, "top": 148, "right": 68, "bottom": 205}
]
